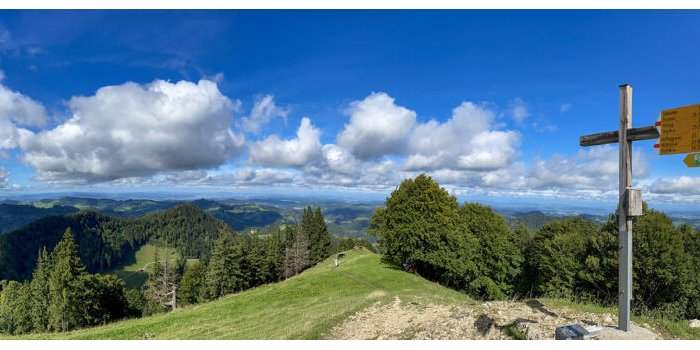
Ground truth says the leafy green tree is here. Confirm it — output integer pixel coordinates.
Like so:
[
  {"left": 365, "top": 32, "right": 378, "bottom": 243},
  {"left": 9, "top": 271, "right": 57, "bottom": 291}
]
[
  {"left": 30, "top": 247, "right": 52, "bottom": 332},
  {"left": 48, "top": 227, "right": 86, "bottom": 332},
  {"left": 460, "top": 203, "right": 522, "bottom": 299},
  {"left": 680, "top": 223, "right": 700, "bottom": 319},
  {"left": 525, "top": 218, "right": 593, "bottom": 298},
  {"left": 628, "top": 206, "right": 689, "bottom": 315},
  {"left": 576, "top": 222, "right": 617, "bottom": 304},
  {"left": 124, "top": 288, "right": 146, "bottom": 317},
  {"left": 370, "top": 174, "right": 480, "bottom": 291},
  {"left": 178, "top": 261, "right": 206, "bottom": 305},
  {"left": 65, "top": 274, "right": 129, "bottom": 328}
]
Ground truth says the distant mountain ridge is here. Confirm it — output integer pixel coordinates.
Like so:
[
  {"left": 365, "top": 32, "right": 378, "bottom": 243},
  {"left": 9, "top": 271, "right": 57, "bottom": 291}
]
[{"left": 0, "top": 203, "right": 79, "bottom": 234}]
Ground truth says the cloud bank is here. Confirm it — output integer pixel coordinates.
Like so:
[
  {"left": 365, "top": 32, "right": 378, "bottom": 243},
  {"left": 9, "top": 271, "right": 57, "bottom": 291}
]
[{"left": 0, "top": 76, "right": 694, "bottom": 203}]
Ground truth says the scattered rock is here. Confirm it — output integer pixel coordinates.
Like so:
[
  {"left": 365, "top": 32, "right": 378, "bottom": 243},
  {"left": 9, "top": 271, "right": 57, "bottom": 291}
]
[
  {"left": 602, "top": 315, "right": 614, "bottom": 324},
  {"left": 327, "top": 298, "right": 660, "bottom": 340},
  {"left": 690, "top": 319, "right": 700, "bottom": 328}
]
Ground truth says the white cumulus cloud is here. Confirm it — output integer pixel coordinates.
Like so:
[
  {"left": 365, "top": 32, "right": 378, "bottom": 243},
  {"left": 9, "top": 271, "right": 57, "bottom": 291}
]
[
  {"left": 249, "top": 117, "right": 322, "bottom": 167},
  {"left": 320, "top": 144, "right": 362, "bottom": 176},
  {"left": 649, "top": 176, "right": 700, "bottom": 195},
  {"left": 0, "top": 79, "right": 47, "bottom": 151},
  {"left": 240, "top": 95, "right": 289, "bottom": 133},
  {"left": 337, "top": 92, "right": 416, "bottom": 159},
  {"left": 405, "top": 101, "right": 520, "bottom": 172},
  {"left": 527, "top": 145, "right": 648, "bottom": 191},
  {"left": 19, "top": 79, "right": 245, "bottom": 183}
]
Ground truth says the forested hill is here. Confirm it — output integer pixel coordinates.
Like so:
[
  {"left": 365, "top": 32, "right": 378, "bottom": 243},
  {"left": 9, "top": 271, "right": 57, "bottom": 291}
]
[
  {"left": 0, "top": 204, "right": 231, "bottom": 281},
  {"left": 0, "top": 203, "right": 79, "bottom": 234}
]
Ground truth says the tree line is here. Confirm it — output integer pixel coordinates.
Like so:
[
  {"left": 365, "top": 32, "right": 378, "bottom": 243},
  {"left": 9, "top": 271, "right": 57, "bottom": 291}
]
[
  {"left": 0, "top": 205, "right": 341, "bottom": 335},
  {"left": 0, "top": 229, "right": 135, "bottom": 334},
  {"left": 371, "top": 174, "right": 700, "bottom": 320},
  {"left": 162, "top": 206, "right": 334, "bottom": 310}
]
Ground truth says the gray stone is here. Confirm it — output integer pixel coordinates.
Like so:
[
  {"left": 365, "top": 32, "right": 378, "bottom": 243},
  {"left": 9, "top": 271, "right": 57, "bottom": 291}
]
[
  {"left": 555, "top": 324, "right": 590, "bottom": 340},
  {"left": 596, "top": 325, "right": 658, "bottom": 340},
  {"left": 690, "top": 319, "right": 700, "bottom": 328}
]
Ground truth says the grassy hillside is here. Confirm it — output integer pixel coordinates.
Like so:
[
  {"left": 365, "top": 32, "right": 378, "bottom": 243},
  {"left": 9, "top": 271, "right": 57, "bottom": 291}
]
[
  {"left": 11, "top": 249, "right": 473, "bottom": 339},
  {"left": 4, "top": 248, "right": 699, "bottom": 340},
  {"left": 108, "top": 244, "right": 179, "bottom": 289}
]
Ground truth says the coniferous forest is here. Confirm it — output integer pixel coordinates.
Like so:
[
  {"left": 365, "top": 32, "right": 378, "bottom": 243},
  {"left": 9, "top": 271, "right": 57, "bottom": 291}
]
[{"left": 0, "top": 204, "right": 335, "bottom": 335}]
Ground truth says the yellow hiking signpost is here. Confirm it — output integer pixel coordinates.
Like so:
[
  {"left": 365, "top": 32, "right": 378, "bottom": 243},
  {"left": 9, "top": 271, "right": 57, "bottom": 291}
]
[
  {"left": 683, "top": 153, "right": 700, "bottom": 168},
  {"left": 659, "top": 104, "right": 700, "bottom": 155},
  {"left": 580, "top": 87, "right": 699, "bottom": 333}
]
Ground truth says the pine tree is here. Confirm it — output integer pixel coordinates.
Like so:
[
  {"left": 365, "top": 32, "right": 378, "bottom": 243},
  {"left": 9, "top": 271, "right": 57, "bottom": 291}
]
[
  {"left": 48, "top": 227, "right": 86, "bottom": 332},
  {"left": 178, "top": 261, "right": 206, "bottom": 305},
  {"left": 311, "top": 207, "right": 331, "bottom": 264},
  {"left": 284, "top": 224, "right": 309, "bottom": 278},
  {"left": 30, "top": 246, "right": 51, "bottom": 332},
  {"left": 205, "top": 232, "right": 241, "bottom": 299},
  {"left": 0, "top": 281, "right": 33, "bottom": 335}
]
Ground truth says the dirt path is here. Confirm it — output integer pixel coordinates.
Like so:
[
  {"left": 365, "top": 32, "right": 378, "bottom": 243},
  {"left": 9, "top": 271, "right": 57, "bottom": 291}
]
[{"left": 328, "top": 296, "right": 660, "bottom": 340}]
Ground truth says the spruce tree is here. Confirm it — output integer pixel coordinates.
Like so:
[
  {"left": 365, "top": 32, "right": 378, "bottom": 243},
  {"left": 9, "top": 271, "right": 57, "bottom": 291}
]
[
  {"left": 205, "top": 232, "right": 240, "bottom": 299},
  {"left": 48, "top": 227, "right": 86, "bottom": 332},
  {"left": 0, "top": 281, "right": 32, "bottom": 335},
  {"left": 312, "top": 207, "right": 331, "bottom": 264},
  {"left": 178, "top": 261, "right": 206, "bottom": 305},
  {"left": 30, "top": 246, "right": 52, "bottom": 332},
  {"left": 284, "top": 224, "right": 309, "bottom": 278}
]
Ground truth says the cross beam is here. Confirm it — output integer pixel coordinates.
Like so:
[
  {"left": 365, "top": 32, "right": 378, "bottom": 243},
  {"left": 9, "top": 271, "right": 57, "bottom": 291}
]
[
  {"left": 579, "top": 84, "right": 658, "bottom": 332},
  {"left": 580, "top": 126, "right": 659, "bottom": 146}
]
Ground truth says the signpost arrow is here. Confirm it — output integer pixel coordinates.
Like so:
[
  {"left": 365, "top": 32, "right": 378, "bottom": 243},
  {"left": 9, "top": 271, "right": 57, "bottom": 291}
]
[
  {"left": 683, "top": 153, "right": 700, "bottom": 167},
  {"left": 659, "top": 104, "right": 700, "bottom": 155}
]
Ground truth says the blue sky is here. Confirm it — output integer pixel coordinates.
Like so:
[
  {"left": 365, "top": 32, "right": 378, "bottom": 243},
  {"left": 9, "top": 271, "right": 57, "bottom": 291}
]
[{"left": 1, "top": 10, "right": 700, "bottom": 204}]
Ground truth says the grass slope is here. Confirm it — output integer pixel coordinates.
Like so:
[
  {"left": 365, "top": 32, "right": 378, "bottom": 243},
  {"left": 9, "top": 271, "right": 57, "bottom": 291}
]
[
  {"left": 14, "top": 249, "right": 473, "bottom": 339},
  {"left": 108, "top": 244, "right": 178, "bottom": 289},
  {"left": 8, "top": 249, "right": 698, "bottom": 340}
]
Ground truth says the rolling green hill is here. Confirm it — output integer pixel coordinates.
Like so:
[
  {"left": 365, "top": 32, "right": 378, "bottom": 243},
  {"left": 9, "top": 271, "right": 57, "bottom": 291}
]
[
  {"left": 108, "top": 244, "right": 179, "bottom": 289},
  {"left": 11, "top": 249, "right": 473, "bottom": 339}
]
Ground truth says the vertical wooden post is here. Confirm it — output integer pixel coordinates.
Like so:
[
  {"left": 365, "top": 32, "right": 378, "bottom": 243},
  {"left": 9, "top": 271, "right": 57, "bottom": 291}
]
[{"left": 618, "top": 84, "right": 633, "bottom": 331}]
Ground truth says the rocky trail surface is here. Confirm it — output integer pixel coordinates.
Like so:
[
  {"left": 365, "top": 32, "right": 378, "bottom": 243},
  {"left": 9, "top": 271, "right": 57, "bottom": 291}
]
[{"left": 328, "top": 296, "right": 660, "bottom": 340}]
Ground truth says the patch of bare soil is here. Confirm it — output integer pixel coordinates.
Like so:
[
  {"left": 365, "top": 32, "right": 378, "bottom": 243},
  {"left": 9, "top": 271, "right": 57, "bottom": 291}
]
[{"left": 328, "top": 297, "right": 660, "bottom": 340}]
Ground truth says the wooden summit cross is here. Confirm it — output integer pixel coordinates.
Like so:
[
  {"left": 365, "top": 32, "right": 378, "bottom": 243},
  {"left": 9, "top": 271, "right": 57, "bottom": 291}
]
[{"left": 579, "top": 84, "right": 659, "bottom": 332}]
